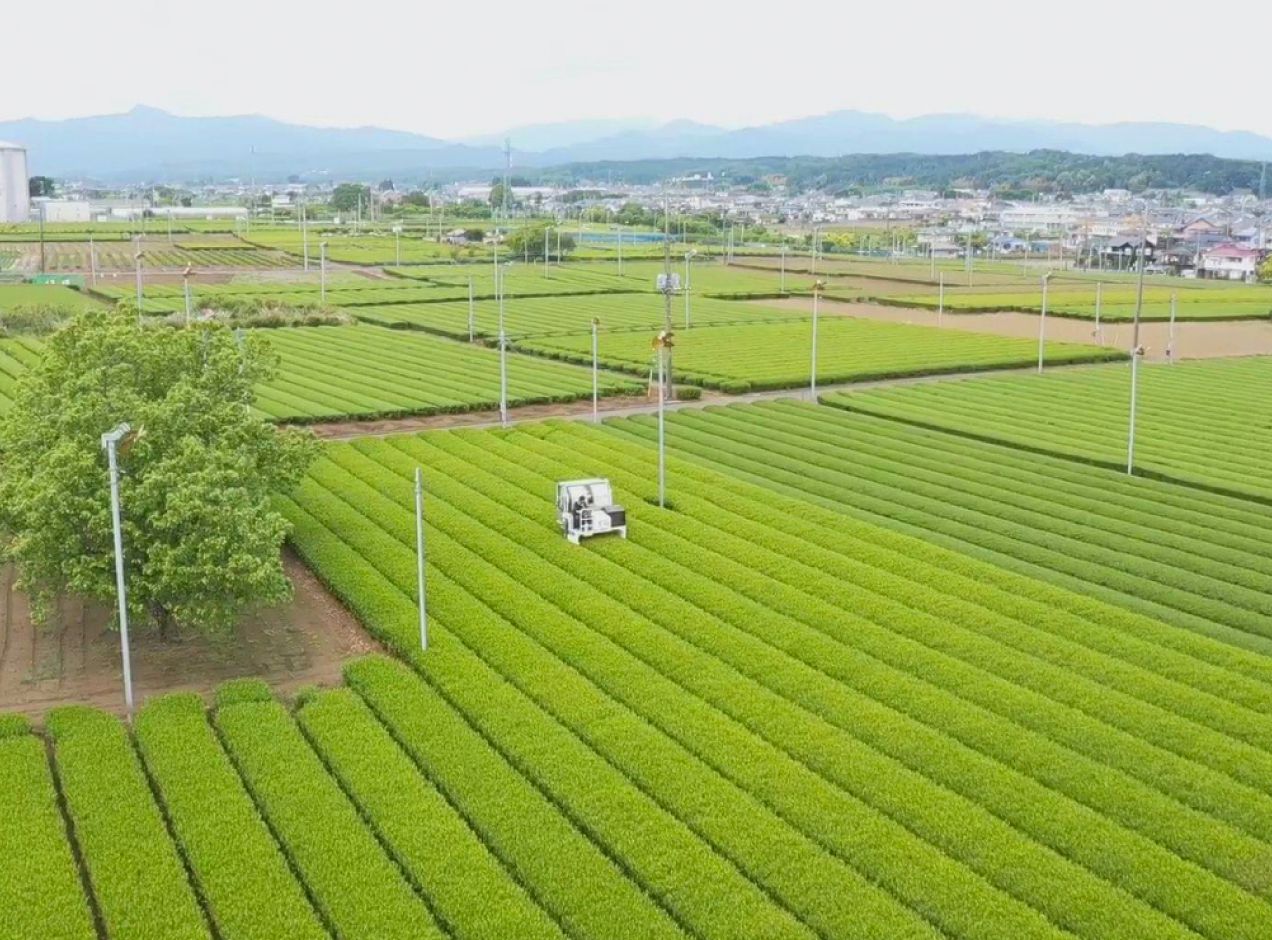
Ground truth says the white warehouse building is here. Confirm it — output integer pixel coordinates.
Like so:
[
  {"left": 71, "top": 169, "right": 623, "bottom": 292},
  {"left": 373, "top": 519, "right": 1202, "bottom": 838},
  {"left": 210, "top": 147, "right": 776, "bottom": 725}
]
[
  {"left": 0, "top": 141, "right": 30, "bottom": 223},
  {"left": 34, "top": 199, "right": 92, "bottom": 223}
]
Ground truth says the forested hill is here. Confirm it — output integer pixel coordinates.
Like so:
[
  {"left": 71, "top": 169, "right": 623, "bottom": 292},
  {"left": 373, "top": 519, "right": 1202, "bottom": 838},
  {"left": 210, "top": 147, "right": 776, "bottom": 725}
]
[{"left": 541, "top": 151, "right": 1269, "bottom": 195}]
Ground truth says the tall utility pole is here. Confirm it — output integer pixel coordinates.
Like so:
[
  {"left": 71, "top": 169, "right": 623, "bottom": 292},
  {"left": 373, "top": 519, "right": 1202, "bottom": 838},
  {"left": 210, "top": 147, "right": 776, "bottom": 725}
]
[
  {"left": 591, "top": 317, "right": 600, "bottom": 423},
  {"left": 301, "top": 200, "right": 309, "bottom": 272},
  {"left": 660, "top": 197, "right": 675, "bottom": 398},
  {"left": 414, "top": 467, "right": 428, "bottom": 651},
  {"left": 101, "top": 423, "right": 135, "bottom": 716},
  {"left": 1127, "top": 206, "right": 1150, "bottom": 475},
  {"left": 683, "top": 251, "right": 693, "bottom": 328},
  {"left": 1037, "top": 273, "right": 1051, "bottom": 373},
  {"left": 810, "top": 280, "right": 824, "bottom": 399},
  {"left": 319, "top": 241, "right": 328, "bottom": 304},
  {"left": 133, "top": 237, "right": 144, "bottom": 320},
  {"left": 502, "top": 137, "right": 511, "bottom": 226}
]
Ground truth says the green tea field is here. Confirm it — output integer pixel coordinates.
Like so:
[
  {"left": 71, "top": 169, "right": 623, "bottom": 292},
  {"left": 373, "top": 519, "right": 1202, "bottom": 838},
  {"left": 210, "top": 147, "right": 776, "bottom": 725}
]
[
  {"left": 6, "top": 391, "right": 1272, "bottom": 939},
  {"left": 0, "top": 327, "right": 640, "bottom": 420},
  {"left": 517, "top": 317, "right": 1126, "bottom": 391},
  {"left": 353, "top": 292, "right": 802, "bottom": 337},
  {"left": 886, "top": 284, "right": 1272, "bottom": 321},
  {"left": 256, "top": 326, "right": 640, "bottom": 421},
  {"left": 607, "top": 400, "right": 1272, "bottom": 653},
  {"left": 824, "top": 357, "right": 1272, "bottom": 500}
]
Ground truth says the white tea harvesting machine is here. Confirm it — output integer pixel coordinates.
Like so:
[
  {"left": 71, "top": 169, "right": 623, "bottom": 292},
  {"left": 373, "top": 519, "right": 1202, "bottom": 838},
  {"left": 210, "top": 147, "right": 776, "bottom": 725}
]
[{"left": 556, "top": 478, "right": 628, "bottom": 544}]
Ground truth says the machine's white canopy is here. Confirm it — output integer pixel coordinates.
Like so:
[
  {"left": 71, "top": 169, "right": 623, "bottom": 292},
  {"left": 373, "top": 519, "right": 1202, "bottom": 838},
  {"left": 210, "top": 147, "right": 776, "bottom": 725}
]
[{"left": 558, "top": 478, "right": 614, "bottom": 507}]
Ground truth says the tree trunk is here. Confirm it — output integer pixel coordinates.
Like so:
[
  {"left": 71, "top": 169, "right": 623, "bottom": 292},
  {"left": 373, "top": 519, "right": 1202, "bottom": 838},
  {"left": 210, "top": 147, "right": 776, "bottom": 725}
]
[{"left": 150, "top": 602, "right": 177, "bottom": 641}]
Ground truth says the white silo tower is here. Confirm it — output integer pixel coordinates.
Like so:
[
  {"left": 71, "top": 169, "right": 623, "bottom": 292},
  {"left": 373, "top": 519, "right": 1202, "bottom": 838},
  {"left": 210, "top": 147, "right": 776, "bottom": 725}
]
[{"left": 0, "top": 142, "right": 31, "bottom": 223}]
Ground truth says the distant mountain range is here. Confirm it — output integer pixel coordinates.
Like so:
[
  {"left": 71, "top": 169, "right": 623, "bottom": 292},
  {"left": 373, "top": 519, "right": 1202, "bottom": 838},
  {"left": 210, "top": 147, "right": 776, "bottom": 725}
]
[{"left": 3, "top": 105, "right": 1271, "bottom": 183}]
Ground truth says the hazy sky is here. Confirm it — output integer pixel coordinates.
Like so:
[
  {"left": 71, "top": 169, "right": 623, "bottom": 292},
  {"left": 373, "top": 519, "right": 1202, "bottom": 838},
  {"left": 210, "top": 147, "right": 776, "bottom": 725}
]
[{"left": 7, "top": 0, "right": 1271, "bottom": 138}]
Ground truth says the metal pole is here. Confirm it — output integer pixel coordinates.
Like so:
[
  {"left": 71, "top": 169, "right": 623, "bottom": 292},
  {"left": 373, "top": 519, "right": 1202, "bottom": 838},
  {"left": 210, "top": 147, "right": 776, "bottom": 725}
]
[
  {"left": 591, "top": 317, "right": 599, "bottom": 423},
  {"left": 467, "top": 277, "right": 475, "bottom": 342},
  {"left": 544, "top": 226, "right": 550, "bottom": 277},
  {"left": 1094, "top": 281, "right": 1102, "bottom": 344},
  {"left": 302, "top": 202, "right": 309, "bottom": 272},
  {"left": 414, "top": 467, "right": 428, "bottom": 651},
  {"left": 133, "top": 239, "right": 143, "bottom": 320},
  {"left": 657, "top": 345, "right": 666, "bottom": 508},
  {"left": 1037, "top": 274, "right": 1049, "bottom": 374},
  {"left": 780, "top": 246, "right": 786, "bottom": 292},
  {"left": 618, "top": 227, "right": 623, "bottom": 275},
  {"left": 1127, "top": 206, "right": 1149, "bottom": 475},
  {"left": 684, "top": 252, "right": 691, "bottom": 328},
  {"left": 183, "top": 272, "right": 192, "bottom": 326},
  {"left": 499, "top": 265, "right": 508, "bottom": 426},
  {"left": 320, "top": 242, "right": 327, "bottom": 303},
  {"left": 1127, "top": 349, "right": 1141, "bottom": 475},
  {"left": 89, "top": 235, "right": 97, "bottom": 287},
  {"left": 938, "top": 271, "right": 944, "bottom": 325},
  {"left": 661, "top": 198, "right": 674, "bottom": 398},
  {"left": 395, "top": 228, "right": 401, "bottom": 266},
  {"left": 810, "top": 282, "right": 821, "bottom": 399},
  {"left": 1168, "top": 292, "right": 1177, "bottom": 363},
  {"left": 102, "top": 426, "right": 134, "bottom": 716}
]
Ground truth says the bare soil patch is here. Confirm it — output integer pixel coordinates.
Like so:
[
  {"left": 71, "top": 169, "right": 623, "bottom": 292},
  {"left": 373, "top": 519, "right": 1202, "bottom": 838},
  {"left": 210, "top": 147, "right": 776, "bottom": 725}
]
[
  {"left": 0, "top": 552, "right": 379, "bottom": 722},
  {"left": 767, "top": 298, "right": 1272, "bottom": 362}
]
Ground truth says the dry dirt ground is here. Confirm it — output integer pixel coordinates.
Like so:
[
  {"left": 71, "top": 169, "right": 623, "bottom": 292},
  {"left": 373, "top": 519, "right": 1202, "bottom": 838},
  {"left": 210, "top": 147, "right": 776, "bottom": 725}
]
[
  {"left": 772, "top": 298, "right": 1272, "bottom": 362},
  {"left": 301, "top": 393, "right": 666, "bottom": 439},
  {"left": 0, "top": 553, "right": 379, "bottom": 721}
]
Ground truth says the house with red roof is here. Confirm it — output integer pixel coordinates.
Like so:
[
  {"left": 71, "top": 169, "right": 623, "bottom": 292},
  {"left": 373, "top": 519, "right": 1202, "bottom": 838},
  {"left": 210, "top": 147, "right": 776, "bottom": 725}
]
[{"left": 1200, "top": 243, "right": 1263, "bottom": 281}]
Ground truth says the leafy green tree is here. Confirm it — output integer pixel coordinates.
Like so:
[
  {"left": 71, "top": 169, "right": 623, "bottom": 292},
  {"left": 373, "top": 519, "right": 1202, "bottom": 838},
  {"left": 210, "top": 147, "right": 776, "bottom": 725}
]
[
  {"left": 330, "top": 183, "right": 371, "bottom": 214},
  {"left": 505, "top": 223, "right": 574, "bottom": 261},
  {"left": 488, "top": 180, "right": 512, "bottom": 211},
  {"left": 1261, "top": 256, "right": 1272, "bottom": 283},
  {"left": 0, "top": 310, "right": 317, "bottom": 637},
  {"left": 28, "top": 176, "right": 56, "bottom": 198}
]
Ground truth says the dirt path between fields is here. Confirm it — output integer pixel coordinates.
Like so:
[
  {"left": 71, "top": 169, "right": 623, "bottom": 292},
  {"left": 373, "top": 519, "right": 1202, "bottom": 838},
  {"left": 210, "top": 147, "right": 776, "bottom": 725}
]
[
  {"left": 769, "top": 298, "right": 1272, "bottom": 361},
  {"left": 0, "top": 553, "right": 380, "bottom": 722}
]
